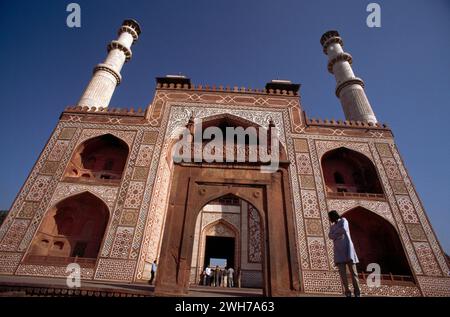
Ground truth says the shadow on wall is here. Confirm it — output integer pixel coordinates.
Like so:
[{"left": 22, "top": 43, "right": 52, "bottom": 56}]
[{"left": 0, "top": 210, "right": 8, "bottom": 225}]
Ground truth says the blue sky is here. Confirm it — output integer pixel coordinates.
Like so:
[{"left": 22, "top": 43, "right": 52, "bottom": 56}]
[{"left": 0, "top": 0, "right": 449, "bottom": 253}]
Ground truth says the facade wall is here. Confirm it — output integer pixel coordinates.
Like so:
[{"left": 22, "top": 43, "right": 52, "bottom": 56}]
[{"left": 0, "top": 85, "right": 449, "bottom": 296}]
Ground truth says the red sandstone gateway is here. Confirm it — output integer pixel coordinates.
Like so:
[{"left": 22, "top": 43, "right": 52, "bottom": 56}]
[{"left": 0, "top": 20, "right": 448, "bottom": 297}]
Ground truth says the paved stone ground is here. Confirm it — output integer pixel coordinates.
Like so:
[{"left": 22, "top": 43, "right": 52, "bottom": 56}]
[
  {"left": 0, "top": 275, "right": 153, "bottom": 296},
  {"left": 0, "top": 276, "right": 266, "bottom": 297},
  {"left": 188, "top": 285, "right": 263, "bottom": 297},
  {"left": 0, "top": 276, "right": 345, "bottom": 297}
]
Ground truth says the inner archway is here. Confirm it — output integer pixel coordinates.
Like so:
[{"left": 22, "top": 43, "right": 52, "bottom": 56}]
[{"left": 190, "top": 195, "right": 264, "bottom": 289}]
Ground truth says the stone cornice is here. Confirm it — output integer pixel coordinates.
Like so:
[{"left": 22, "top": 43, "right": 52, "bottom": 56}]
[
  {"left": 119, "top": 25, "right": 139, "bottom": 41},
  {"left": 93, "top": 64, "right": 122, "bottom": 85},
  {"left": 63, "top": 106, "right": 145, "bottom": 116},
  {"left": 156, "top": 83, "right": 299, "bottom": 96},
  {"left": 335, "top": 77, "right": 365, "bottom": 97},
  {"left": 107, "top": 40, "right": 132, "bottom": 62},
  {"left": 327, "top": 52, "right": 353, "bottom": 74}
]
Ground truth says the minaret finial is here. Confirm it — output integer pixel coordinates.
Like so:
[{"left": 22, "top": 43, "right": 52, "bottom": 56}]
[
  {"left": 320, "top": 30, "right": 377, "bottom": 123},
  {"left": 77, "top": 19, "right": 141, "bottom": 109}
]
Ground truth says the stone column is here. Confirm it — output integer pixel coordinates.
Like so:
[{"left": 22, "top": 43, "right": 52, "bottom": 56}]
[
  {"left": 77, "top": 19, "right": 141, "bottom": 109},
  {"left": 320, "top": 30, "right": 377, "bottom": 123}
]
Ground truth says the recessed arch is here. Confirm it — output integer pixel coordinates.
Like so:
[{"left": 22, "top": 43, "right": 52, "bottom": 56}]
[
  {"left": 50, "top": 190, "right": 112, "bottom": 216},
  {"left": 64, "top": 134, "right": 129, "bottom": 183},
  {"left": 321, "top": 147, "right": 383, "bottom": 196},
  {"left": 202, "top": 113, "right": 288, "bottom": 162},
  {"left": 200, "top": 218, "right": 240, "bottom": 272},
  {"left": 167, "top": 112, "right": 288, "bottom": 164},
  {"left": 200, "top": 113, "right": 264, "bottom": 129},
  {"left": 343, "top": 206, "right": 413, "bottom": 277},
  {"left": 154, "top": 161, "right": 300, "bottom": 296},
  {"left": 202, "top": 218, "right": 240, "bottom": 237},
  {"left": 26, "top": 192, "right": 109, "bottom": 262},
  {"left": 191, "top": 194, "right": 264, "bottom": 288},
  {"left": 193, "top": 190, "right": 265, "bottom": 224},
  {"left": 332, "top": 201, "right": 396, "bottom": 227}
]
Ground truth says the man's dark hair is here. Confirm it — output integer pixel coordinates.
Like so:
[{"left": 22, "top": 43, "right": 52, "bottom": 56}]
[{"left": 328, "top": 210, "right": 341, "bottom": 222}]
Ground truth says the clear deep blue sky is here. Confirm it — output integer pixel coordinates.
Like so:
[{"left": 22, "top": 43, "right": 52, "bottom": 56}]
[{"left": 0, "top": 1, "right": 448, "bottom": 253}]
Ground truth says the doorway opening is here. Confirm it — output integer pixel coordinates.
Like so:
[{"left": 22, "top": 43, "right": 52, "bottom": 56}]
[
  {"left": 190, "top": 195, "right": 264, "bottom": 289},
  {"left": 204, "top": 236, "right": 235, "bottom": 269}
]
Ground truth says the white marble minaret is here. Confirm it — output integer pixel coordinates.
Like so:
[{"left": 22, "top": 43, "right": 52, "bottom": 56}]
[
  {"left": 77, "top": 19, "right": 141, "bottom": 109},
  {"left": 320, "top": 30, "right": 377, "bottom": 123}
]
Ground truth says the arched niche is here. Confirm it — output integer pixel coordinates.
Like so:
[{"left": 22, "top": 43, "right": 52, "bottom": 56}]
[
  {"left": 27, "top": 192, "right": 109, "bottom": 263},
  {"left": 321, "top": 147, "right": 383, "bottom": 196},
  {"left": 343, "top": 206, "right": 413, "bottom": 277},
  {"left": 169, "top": 113, "right": 288, "bottom": 164},
  {"left": 64, "top": 134, "right": 129, "bottom": 183}
]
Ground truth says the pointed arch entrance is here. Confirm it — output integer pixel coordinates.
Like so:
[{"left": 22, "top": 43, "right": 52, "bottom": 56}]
[
  {"left": 190, "top": 195, "right": 264, "bottom": 288},
  {"left": 202, "top": 220, "right": 238, "bottom": 271},
  {"left": 154, "top": 114, "right": 300, "bottom": 296}
]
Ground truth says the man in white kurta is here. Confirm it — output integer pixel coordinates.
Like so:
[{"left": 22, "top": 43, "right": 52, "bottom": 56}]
[
  {"left": 205, "top": 266, "right": 212, "bottom": 286},
  {"left": 328, "top": 210, "right": 361, "bottom": 297}
]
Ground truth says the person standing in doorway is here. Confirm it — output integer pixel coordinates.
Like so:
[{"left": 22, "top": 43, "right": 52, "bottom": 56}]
[
  {"left": 328, "top": 210, "right": 361, "bottom": 297},
  {"left": 214, "top": 266, "right": 221, "bottom": 287},
  {"left": 149, "top": 260, "right": 157, "bottom": 285},
  {"left": 223, "top": 268, "right": 228, "bottom": 287},
  {"left": 211, "top": 266, "right": 217, "bottom": 287},
  {"left": 205, "top": 266, "right": 212, "bottom": 286},
  {"left": 227, "top": 266, "right": 235, "bottom": 287}
]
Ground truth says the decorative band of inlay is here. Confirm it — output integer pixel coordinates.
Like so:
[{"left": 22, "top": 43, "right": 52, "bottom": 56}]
[
  {"left": 327, "top": 52, "right": 353, "bottom": 74},
  {"left": 107, "top": 40, "right": 132, "bottom": 62},
  {"left": 322, "top": 36, "right": 343, "bottom": 54},
  {"left": 93, "top": 63, "right": 122, "bottom": 85},
  {"left": 335, "top": 77, "right": 365, "bottom": 97},
  {"left": 118, "top": 25, "right": 139, "bottom": 41}
]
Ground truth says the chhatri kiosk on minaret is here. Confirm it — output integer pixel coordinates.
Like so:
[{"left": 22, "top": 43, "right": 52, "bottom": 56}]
[{"left": 0, "top": 21, "right": 448, "bottom": 297}]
